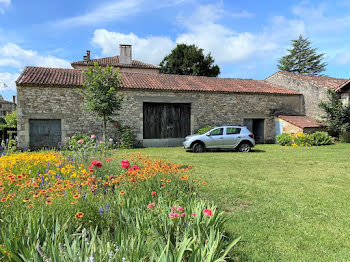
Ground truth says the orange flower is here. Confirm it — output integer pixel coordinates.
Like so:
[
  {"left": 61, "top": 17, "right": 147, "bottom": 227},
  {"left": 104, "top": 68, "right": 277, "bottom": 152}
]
[
  {"left": 23, "top": 198, "right": 31, "bottom": 202},
  {"left": 202, "top": 182, "right": 207, "bottom": 185},
  {"left": 71, "top": 201, "right": 77, "bottom": 205},
  {"left": 45, "top": 200, "right": 52, "bottom": 205},
  {"left": 166, "top": 179, "right": 171, "bottom": 183},
  {"left": 73, "top": 194, "right": 81, "bottom": 199},
  {"left": 1, "top": 197, "right": 7, "bottom": 202},
  {"left": 27, "top": 204, "right": 34, "bottom": 208},
  {"left": 120, "top": 190, "right": 126, "bottom": 195},
  {"left": 180, "top": 176, "right": 188, "bottom": 180},
  {"left": 75, "top": 212, "right": 84, "bottom": 220}
]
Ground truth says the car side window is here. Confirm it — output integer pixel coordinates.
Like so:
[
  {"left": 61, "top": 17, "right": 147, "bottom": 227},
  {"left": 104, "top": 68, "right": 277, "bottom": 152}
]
[
  {"left": 209, "top": 128, "right": 223, "bottom": 136},
  {"left": 226, "top": 128, "right": 241, "bottom": 135}
]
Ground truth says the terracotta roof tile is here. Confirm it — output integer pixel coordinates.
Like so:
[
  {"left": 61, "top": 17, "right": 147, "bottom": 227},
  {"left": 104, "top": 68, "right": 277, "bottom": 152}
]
[
  {"left": 71, "top": 56, "right": 160, "bottom": 69},
  {"left": 274, "top": 71, "right": 348, "bottom": 90},
  {"left": 16, "top": 66, "right": 300, "bottom": 95},
  {"left": 0, "top": 99, "right": 15, "bottom": 104},
  {"left": 278, "top": 115, "right": 327, "bottom": 128}
]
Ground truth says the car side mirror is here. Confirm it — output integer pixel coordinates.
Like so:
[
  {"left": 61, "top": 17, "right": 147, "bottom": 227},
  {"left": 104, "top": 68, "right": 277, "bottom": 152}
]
[{"left": 206, "top": 133, "right": 211, "bottom": 136}]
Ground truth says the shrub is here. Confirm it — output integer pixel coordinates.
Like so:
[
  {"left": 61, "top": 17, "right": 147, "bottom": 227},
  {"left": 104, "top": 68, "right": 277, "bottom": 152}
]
[
  {"left": 293, "top": 133, "right": 313, "bottom": 147},
  {"left": 276, "top": 133, "right": 292, "bottom": 146},
  {"left": 339, "top": 131, "right": 350, "bottom": 143},
  {"left": 310, "top": 132, "right": 334, "bottom": 146},
  {"left": 117, "top": 124, "right": 136, "bottom": 149},
  {"left": 196, "top": 125, "right": 214, "bottom": 134}
]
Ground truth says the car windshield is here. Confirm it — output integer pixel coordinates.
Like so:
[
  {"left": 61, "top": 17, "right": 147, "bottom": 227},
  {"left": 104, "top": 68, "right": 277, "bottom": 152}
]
[{"left": 209, "top": 128, "right": 223, "bottom": 136}]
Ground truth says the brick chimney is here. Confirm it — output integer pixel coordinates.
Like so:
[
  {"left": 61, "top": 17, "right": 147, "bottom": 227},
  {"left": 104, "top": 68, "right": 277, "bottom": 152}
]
[
  {"left": 83, "top": 50, "right": 91, "bottom": 61},
  {"left": 12, "top": 96, "right": 15, "bottom": 104},
  {"left": 119, "top": 44, "right": 132, "bottom": 65}
]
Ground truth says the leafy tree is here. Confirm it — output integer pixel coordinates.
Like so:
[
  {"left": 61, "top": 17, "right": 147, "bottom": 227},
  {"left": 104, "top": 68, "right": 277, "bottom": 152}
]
[
  {"left": 4, "top": 110, "right": 17, "bottom": 128},
  {"left": 278, "top": 35, "right": 327, "bottom": 75},
  {"left": 319, "top": 90, "right": 350, "bottom": 136},
  {"left": 81, "top": 63, "right": 124, "bottom": 142},
  {"left": 160, "top": 44, "right": 220, "bottom": 77}
]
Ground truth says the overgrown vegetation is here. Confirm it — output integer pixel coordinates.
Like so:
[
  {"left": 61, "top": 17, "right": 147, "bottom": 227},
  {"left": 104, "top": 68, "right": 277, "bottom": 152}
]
[{"left": 195, "top": 125, "right": 214, "bottom": 135}]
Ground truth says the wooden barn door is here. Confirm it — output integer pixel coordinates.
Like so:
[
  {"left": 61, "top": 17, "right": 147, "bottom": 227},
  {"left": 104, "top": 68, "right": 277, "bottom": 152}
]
[
  {"left": 29, "top": 119, "right": 61, "bottom": 150},
  {"left": 143, "top": 103, "right": 190, "bottom": 139}
]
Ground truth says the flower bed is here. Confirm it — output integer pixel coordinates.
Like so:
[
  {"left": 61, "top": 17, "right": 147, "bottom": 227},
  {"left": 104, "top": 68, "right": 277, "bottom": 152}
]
[{"left": 0, "top": 152, "right": 238, "bottom": 261}]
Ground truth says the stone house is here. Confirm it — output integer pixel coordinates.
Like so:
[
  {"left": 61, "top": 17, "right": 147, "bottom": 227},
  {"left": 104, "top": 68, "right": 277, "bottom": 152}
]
[
  {"left": 16, "top": 65, "right": 303, "bottom": 149},
  {"left": 0, "top": 96, "right": 16, "bottom": 117},
  {"left": 266, "top": 71, "right": 349, "bottom": 119}
]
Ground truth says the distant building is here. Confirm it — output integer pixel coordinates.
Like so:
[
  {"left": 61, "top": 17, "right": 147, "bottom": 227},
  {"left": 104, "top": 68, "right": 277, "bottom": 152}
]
[
  {"left": 71, "top": 44, "right": 160, "bottom": 74},
  {"left": 0, "top": 96, "right": 16, "bottom": 117}
]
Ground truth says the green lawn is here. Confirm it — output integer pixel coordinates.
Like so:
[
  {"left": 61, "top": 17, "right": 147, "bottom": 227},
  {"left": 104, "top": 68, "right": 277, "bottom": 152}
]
[{"left": 123, "top": 144, "right": 350, "bottom": 261}]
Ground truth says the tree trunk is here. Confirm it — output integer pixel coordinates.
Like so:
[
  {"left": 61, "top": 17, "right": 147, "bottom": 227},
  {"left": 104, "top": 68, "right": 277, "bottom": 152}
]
[{"left": 103, "top": 115, "right": 107, "bottom": 143}]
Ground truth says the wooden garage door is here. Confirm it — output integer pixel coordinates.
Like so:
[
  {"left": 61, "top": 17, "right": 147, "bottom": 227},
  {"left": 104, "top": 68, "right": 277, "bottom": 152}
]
[
  {"left": 29, "top": 119, "right": 61, "bottom": 150},
  {"left": 143, "top": 103, "right": 191, "bottom": 139}
]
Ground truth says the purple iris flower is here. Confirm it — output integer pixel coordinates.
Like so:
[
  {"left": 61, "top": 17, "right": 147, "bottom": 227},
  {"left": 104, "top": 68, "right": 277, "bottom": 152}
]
[{"left": 99, "top": 208, "right": 103, "bottom": 216}]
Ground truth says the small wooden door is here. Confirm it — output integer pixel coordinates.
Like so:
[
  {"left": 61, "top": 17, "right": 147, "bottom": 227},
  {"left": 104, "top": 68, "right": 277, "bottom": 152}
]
[
  {"left": 143, "top": 103, "right": 191, "bottom": 139},
  {"left": 29, "top": 119, "right": 61, "bottom": 150}
]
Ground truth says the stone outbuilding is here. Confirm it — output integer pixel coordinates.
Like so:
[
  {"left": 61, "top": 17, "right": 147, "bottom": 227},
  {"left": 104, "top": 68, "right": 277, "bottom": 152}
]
[
  {"left": 16, "top": 66, "right": 303, "bottom": 150},
  {"left": 275, "top": 115, "right": 327, "bottom": 135}
]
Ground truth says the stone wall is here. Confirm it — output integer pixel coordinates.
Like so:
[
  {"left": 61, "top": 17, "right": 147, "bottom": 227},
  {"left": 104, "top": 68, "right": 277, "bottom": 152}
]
[
  {"left": 266, "top": 73, "right": 327, "bottom": 119},
  {"left": 17, "top": 85, "right": 303, "bottom": 149}
]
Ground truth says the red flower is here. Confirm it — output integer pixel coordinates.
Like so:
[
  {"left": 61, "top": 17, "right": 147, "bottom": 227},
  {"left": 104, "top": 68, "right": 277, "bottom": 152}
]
[
  {"left": 181, "top": 212, "right": 186, "bottom": 217},
  {"left": 151, "top": 191, "right": 156, "bottom": 196},
  {"left": 88, "top": 165, "right": 93, "bottom": 169},
  {"left": 203, "top": 209, "right": 213, "bottom": 216},
  {"left": 106, "top": 158, "right": 112, "bottom": 162},
  {"left": 121, "top": 160, "right": 130, "bottom": 169},
  {"left": 129, "top": 165, "right": 139, "bottom": 171},
  {"left": 192, "top": 213, "right": 197, "bottom": 217},
  {"left": 147, "top": 202, "right": 155, "bottom": 209},
  {"left": 91, "top": 160, "right": 103, "bottom": 168}
]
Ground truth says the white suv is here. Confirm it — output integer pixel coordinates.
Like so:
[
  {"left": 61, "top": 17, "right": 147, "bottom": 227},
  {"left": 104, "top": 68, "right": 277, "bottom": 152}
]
[{"left": 183, "top": 126, "right": 255, "bottom": 153}]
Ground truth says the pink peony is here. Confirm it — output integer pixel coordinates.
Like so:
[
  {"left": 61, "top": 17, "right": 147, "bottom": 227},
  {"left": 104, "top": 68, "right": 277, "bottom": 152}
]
[
  {"left": 203, "top": 209, "right": 213, "bottom": 216},
  {"left": 177, "top": 206, "right": 184, "bottom": 212},
  {"left": 121, "top": 160, "right": 130, "bottom": 169},
  {"left": 147, "top": 202, "right": 155, "bottom": 209},
  {"left": 77, "top": 139, "right": 84, "bottom": 143}
]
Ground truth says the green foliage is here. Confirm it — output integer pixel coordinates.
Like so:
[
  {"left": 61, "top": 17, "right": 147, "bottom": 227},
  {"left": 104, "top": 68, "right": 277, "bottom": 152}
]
[
  {"left": 81, "top": 63, "right": 124, "bottom": 142},
  {"left": 117, "top": 124, "right": 136, "bottom": 149},
  {"left": 310, "top": 132, "right": 334, "bottom": 146},
  {"left": 339, "top": 131, "right": 350, "bottom": 143},
  {"left": 160, "top": 44, "right": 220, "bottom": 77},
  {"left": 0, "top": 110, "right": 17, "bottom": 130},
  {"left": 276, "top": 133, "right": 292, "bottom": 146},
  {"left": 196, "top": 125, "right": 214, "bottom": 135},
  {"left": 319, "top": 90, "right": 350, "bottom": 137},
  {"left": 277, "top": 35, "right": 327, "bottom": 75}
]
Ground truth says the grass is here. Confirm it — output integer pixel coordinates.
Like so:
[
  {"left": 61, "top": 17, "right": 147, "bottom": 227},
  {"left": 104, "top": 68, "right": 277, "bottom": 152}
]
[{"left": 121, "top": 143, "right": 350, "bottom": 261}]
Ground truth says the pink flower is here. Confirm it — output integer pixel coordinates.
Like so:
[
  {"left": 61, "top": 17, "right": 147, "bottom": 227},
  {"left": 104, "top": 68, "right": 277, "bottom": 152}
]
[
  {"left": 129, "top": 165, "right": 140, "bottom": 171},
  {"left": 169, "top": 212, "right": 175, "bottom": 218},
  {"left": 99, "top": 141, "right": 104, "bottom": 144},
  {"left": 71, "top": 136, "right": 75, "bottom": 139},
  {"left": 91, "top": 134, "right": 96, "bottom": 139},
  {"left": 77, "top": 139, "right": 84, "bottom": 143},
  {"left": 174, "top": 213, "right": 180, "bottom": 217},
  {"left": 151, "top": 191, "right": 156, "bottom": 196},
  {"left": 203, "top": 209, "right": 213, "bottom": 216},
  {"left": 91, "top": 160, "right": 103, "bottom": 168},
  {"left": 147, "top": 202, "right": 155, "bottom": 209},
  {"left": 106, "top": 158, "right": 112, "bottom": 162},
  {"left": 177, "top": 206, "right": 184, "bottom": 212},
  {"left": 192, "top": 213, "right": 197, "bottom": 217},
  {"left": 113, "top": 149, "right": 117, "bottom": 153},
  {"left": 121, "top": 160, "right": 130, "bottom": 169},
  {"left": 171, "top": 206, "right": 176, "bottom": 212},
  {"left": 181, "top": 213, "right": 186, "bottom": 217}
]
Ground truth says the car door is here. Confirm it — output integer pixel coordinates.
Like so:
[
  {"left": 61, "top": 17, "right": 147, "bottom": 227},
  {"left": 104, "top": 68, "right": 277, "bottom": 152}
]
[
  {"left": 204, "top": 128, "right": 224, "bottom": 148},
  {"left": 222, "top": 127, "right": 242, "bottom": 148}
]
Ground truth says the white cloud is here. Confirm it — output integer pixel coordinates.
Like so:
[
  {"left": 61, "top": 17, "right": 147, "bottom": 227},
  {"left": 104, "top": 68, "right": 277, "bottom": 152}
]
[
  {"left": 0, "top": 72, "right": 18, "bottom": 91},
  {"left": 0, "top": 0, "right": 10, "bottom": 14},
  {"left": 0, "top": 43, "right": 71, "bottom": 69},
  {"left": 57, "top": 0, "right": 190, "bottom": 27},
  {"left": 92, "top": 29, "right": 175, "bottom": 64}
]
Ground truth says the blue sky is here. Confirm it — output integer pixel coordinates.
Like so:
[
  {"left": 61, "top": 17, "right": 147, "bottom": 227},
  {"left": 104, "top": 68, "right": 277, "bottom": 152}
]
[{"left": 1, "top": 0, "right": 350, "bottom": 100}]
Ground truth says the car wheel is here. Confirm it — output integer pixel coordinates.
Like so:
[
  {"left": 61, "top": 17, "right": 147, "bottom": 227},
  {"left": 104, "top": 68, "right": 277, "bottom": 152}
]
[
  {"left": 237, "top": 142, "right": 251, "bottom": 152},
  {"left": 192, "top": 143, "right": 205, "bottom": 153}
]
